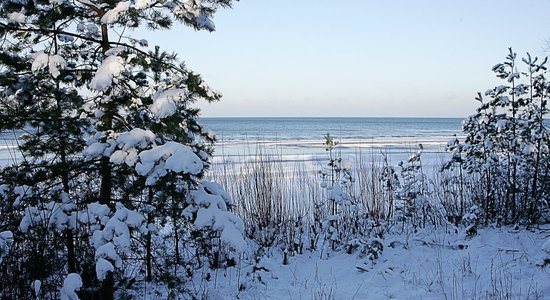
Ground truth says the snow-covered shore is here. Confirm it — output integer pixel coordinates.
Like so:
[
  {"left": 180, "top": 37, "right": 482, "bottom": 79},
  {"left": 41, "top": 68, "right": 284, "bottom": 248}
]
[
  {"left": 197, "top": 226, "right": 550, "bottom": 299},
  {"left": 122, "top": 226, "right": 550, "bottom": 299}
]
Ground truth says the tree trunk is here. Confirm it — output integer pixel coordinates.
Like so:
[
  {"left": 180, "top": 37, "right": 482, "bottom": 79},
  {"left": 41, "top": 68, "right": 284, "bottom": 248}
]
[
  {"left": 146, "top": 188, "right": 153, "bottom": 282},
  {"left": 98, "top": 19, "right": 115, "bottom": 300}
]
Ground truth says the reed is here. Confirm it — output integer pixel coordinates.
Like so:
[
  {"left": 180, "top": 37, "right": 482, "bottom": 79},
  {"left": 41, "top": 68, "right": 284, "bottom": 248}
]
[{"left": 206, "top": 143, "right": 469, "bottom": 254}]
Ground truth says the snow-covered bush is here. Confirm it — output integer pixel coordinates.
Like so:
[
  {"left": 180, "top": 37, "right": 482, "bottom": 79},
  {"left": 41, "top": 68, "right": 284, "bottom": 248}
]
[
  {"left": 445, "top": 49, "right": 550, "bottom": 225},
  {"left": 461, "top": 205, "right": 480, "bottom": 238},
  {"left": 347, "top": 237, "right": 383, "bottom": 261},
  {"left": 379, "top": 153, "right": 400, "bottom": 222},
  {"left": 318, "top": 133, "right": 357, "bottom": 252},
  {"left": 392, "top": 145, "right": 433, "bottom": 230}
]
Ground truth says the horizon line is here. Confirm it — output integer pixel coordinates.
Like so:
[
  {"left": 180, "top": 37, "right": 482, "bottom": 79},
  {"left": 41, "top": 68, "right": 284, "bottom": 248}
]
[{"left": 198, "top": 115, "right": 466, "bottom": 119}]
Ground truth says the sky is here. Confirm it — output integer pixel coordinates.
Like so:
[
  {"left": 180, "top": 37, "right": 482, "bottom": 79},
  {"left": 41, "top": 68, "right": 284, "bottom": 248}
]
[{"left": 142, "top": 0, "right": 550, "bottom": 117}]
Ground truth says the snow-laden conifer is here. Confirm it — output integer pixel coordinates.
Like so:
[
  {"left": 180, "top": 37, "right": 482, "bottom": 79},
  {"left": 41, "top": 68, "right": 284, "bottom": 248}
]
[{"left": 0, "top": 0, "right": 239, "bottom": 298}]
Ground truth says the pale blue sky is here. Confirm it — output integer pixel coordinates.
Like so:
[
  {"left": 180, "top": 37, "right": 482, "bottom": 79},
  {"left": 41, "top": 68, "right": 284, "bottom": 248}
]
[{"left": 142, "top": 0, "right": 550, "bottom": 117}]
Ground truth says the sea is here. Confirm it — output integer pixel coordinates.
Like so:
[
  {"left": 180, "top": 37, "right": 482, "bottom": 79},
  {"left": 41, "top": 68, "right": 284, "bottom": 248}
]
[
  {"left": 201, "top": 117, "right": 462, "bottom": 163},
  {"left": 0, "top": 117, "right": 464, "bottom": 166}
]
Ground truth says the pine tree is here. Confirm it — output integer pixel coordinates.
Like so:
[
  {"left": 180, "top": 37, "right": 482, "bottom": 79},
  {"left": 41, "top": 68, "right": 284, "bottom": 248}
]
[{"left": 0, "top": 0, "right": 243, "bottom": 298}]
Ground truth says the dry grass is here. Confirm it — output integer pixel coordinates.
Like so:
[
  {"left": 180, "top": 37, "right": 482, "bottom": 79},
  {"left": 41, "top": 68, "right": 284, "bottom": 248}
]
[{"left": 206, "top": 144, "right": 468, "bottom": 253}]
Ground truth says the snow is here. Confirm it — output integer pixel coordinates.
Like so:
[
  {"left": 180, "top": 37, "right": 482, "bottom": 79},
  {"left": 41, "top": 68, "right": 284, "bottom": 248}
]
[
  {"left": 19, "top": 200, "right": 76, "bottom": 232},
  {"left": 87, "top": 23, "right": 99, "bottom": 34},
  {"left": 47, "top": 55, "right": 66, "bottom": 78},
  {"left": 59, "top": 273, "right": 82, "bottom": 300},
  {"left": 149, "top": 88, "right": 187, "bottom": 118},
  {"left": 191, "top": 182, "right": 246, "bottom": 252},
  {"left": 201, "top": 126, "right": 216, "bottom": 140},
  {"left": 125, "top": 149, "right": 139, "bottom": 166},
  {"left": 194, "top": 204, "right": 242, "bottom": 229},
  {"left": 342, "top": 158, "right": 352, "bottom": 170},
  {"left": 135, "top": 0, "right": 152, "bottom": 9},
  {"left": 77, "top": 22, "right": 99, "bottom": 35},
  {"left": 0, "top": 231, "right": 13, "bottom": 262},
  {"left": 80, "top": 203, "right": 111, "bottom": 225},
  {"left": 58, "top": 34, "right": 75, "bottom": 43},
  {"left": 220, "top": 222, "right": 246, "bottom": 252},
  {"left": 101, "top": 1, "right": 130, "bottom": 24},
  {"left": 203, "top": 181, "right": 232, "bottom": 205},
  {"left": 32, "top": 280, "right": 41, "bottom": 297},
  {"left": 30, "top": 52, "right": 66, "bottom": 79},
  {"left": 0, "top": 231, "right": 12, "bottom": 240},
  {"left": 88, "top": 204, "right": 146, "bottom": 280},
  {"left": 109, "top": 203, "right": 146, "bottom": 231},
  {"left": 95, "top": 243, "right": 122, "bottom": 267},
  {"left": 89, "top": 55, "right": 125, "bottom": 91},
  {"left": 109, "top": 150, "right": 127, "bottom": 165},
  {"left": 194, "top": 15, "right": 216, "bottom": 31},
  {"left": 508, "top": 72, "right": 520, "bottom": 82},
  {"left": 31, "top": 53, "right": 49, "bottom": 75},
  {"left": 522, "top": 143, "right": 537, "bottom": 155},
  {"left": 199, "top": 81, "right": 219, "bottom": 98},
  {"left": 12, "top": 185, "right": 32, "bottom": 207},
  {"left": 179, "top": 0, "right": 201, "bottom": 17},
  {"left": 95, "top": 258, "right": 114, "bottom": 281},
  {"left": 202, "top": 227, "right": 549, "bottom": 299},
  {"left": 478, "top": 115, "right": 489, "bottom": 125},
  {"left": 0, "top": 184, "right": 8, "bottom": 197},
  {"left": 496, "top": 119, "right": 508, "bottom": 132},
  {"left": 138, "top": 39, "right": 148, "bottom": 47},
  {"left": 164, "top": 147, "right": 203, "bottom": 173},
  {"left": 136, "top": 142, "right": 204, "bottom": 185},
  {"left": 543, "top": 238, "right": 550, "bottom": 253},
  {"left": 95, "top": 220, "right": 128, "bottom": 254},
  {"left": 8, "top": 12, "right": 26, "bottom": 24},
  {"left": 83, "top": 142, "right": 107, "bottom": 159},
  {"left": 116, "top": 128, "right": 156, "bottom": 151},
  {"left": 104, "top": 47, "right": 126, "bottom": 56},
  {"left": 329, "top": 184, "right": 345, "bottom": 204}
]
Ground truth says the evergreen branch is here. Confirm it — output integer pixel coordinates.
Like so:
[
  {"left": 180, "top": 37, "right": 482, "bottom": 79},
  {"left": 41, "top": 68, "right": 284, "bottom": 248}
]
[{"left": 0, "top": 22, "right": 186, "bottom": 73}]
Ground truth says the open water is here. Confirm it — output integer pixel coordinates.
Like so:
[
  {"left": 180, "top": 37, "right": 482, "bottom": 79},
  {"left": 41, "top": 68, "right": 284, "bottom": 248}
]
[
  {"left": 0, "top": 117, "right": 464, "bottom": 165},
  {"left": 200, "top": 117, "right": 463, "bottom": 159}
]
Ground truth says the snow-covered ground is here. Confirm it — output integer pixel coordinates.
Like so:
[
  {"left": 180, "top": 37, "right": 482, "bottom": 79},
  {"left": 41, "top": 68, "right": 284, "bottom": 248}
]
[{"left": 204, "top": 226, "right": 550, "bottom": 300}]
